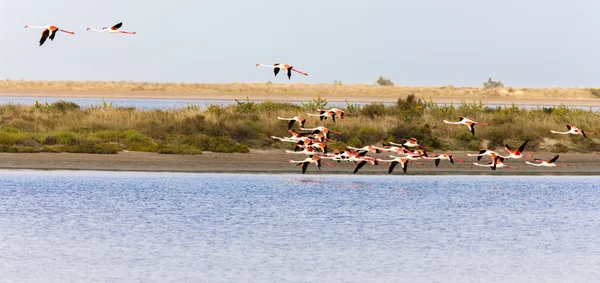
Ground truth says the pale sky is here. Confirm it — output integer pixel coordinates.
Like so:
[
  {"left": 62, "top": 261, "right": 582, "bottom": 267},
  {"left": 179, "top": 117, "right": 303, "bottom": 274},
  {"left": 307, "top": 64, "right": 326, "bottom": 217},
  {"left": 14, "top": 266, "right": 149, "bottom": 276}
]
[{"left": 1, "top": 0, "right": 597, "bottom": 87}]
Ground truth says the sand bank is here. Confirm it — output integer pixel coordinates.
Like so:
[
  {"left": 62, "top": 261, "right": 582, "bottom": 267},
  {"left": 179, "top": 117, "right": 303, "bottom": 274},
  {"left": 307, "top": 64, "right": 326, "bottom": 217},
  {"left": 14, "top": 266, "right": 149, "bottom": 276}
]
[{"left": 0, "top": 150, "right": 598, "bottom": 175}]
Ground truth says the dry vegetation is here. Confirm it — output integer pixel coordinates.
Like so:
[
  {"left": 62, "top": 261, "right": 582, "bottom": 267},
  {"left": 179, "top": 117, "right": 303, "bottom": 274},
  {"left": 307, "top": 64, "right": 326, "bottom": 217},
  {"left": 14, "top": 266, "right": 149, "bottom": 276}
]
[
  {"left": 0, "top": 95, "right": 598, "bottom": 154},
  {"left": 0, "top": 80, "right": 599, "bottom": 100}
]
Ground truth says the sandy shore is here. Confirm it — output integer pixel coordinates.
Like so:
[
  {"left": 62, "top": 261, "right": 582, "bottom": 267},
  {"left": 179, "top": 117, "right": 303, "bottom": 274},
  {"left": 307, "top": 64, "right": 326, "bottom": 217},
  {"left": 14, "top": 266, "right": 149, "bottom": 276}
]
[
  {"left": 2, "top": 90, "right": 600, "bottom": 107},
  {"left": 0, "top": 150, "right": 598, "bottom": 175}
]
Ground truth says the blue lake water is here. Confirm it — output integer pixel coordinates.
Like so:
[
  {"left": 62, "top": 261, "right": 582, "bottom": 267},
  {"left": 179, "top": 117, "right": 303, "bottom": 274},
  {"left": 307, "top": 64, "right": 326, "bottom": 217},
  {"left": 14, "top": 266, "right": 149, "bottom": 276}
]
[
  {"left": 0, "top": 96, "right": 599, "bottom": 111},
  {"left": 0, "top": 170, "right": 599, "bottom": 282}
]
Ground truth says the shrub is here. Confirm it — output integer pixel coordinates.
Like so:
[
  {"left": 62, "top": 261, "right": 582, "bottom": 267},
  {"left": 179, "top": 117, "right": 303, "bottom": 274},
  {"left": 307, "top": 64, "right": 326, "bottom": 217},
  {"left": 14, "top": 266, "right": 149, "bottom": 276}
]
[
  {"left": 301, "top": 94, "right": 328, "bottom": 112},
  {"left": 360, "top": 103, "right": 388, "bottom": 119},
  {"left": 376, "top": 76, "right": 394, "bottom": 86},
  {"left": 233, "top": 97, "right": 257, "bottom": 114},
  {"left": 483, "top": 78, "right": 504, "bottom": 88},
  {"left": 63, "top": 142, "right": 121, "bottom": 154},
  {"left": 157, "top": 144, "right": 202, "bottom": 155}
]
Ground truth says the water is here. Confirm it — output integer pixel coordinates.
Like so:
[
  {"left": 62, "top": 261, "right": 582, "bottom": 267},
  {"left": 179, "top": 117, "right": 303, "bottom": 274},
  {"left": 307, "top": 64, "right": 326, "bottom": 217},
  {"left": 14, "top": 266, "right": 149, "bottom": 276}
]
[
  {"left": 0, "top": 170, "right": 599, "bottom": 282},
  {"left": 0, "top": 96, "right": 599, "bottom": 111}
]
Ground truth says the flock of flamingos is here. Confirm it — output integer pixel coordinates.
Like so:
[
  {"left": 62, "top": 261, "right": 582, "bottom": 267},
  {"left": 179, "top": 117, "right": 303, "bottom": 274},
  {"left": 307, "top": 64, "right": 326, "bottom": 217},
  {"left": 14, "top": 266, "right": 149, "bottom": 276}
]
[
  {"left": 275, "top": 112, "right": 596, "bottom": 174},
  {"left": 23, "top": 22, "right": 595, "bottom": 174}
]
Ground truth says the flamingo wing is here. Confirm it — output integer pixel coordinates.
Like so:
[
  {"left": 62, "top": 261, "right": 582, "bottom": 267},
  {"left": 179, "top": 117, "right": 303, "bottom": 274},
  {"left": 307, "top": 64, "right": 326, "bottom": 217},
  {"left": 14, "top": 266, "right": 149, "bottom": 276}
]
[
  {"left": 273, "top": 67, "right": 280, "bottom": 77},
  {"left": 388, "top": 161, "right": 398, "bottom": 174},
  {"left": 301, "top": 162, "right": 309, "bottom": 174},
  {"left": 549, "top": 155, "right": 560, "bottom": 163},
  {"left": 516, "top": 140, "right": 529, "bottom": 154},
  {"left": 354, "top": 161, "right": 367, "bottom": 174},
  {"left": 111, "top": 22, "right": 123, "bottom": 30},
  {"left": 286, "top": 68, "right": 292, "bottom": 80},
  {"left": 39, "top": 29, "right": 50, "bottom": 46},
  {"left": 477, "top": 149, "right": 487, "bottom": 161},
  {"left": 287, "top": 120, "right": 295, "bottom": 130},
  {"left": 468, "top": 123, "right": 475, "bottom": 135},
  {"left": 49, "top": 29, "right": 58, "bottom": 41}
]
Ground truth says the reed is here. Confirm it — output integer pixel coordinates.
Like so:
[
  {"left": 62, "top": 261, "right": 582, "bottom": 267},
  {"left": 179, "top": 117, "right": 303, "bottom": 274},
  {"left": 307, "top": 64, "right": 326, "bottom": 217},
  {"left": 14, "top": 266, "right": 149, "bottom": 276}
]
[{"left": 0, "top": 95, "right": 598, "bottom": 154}]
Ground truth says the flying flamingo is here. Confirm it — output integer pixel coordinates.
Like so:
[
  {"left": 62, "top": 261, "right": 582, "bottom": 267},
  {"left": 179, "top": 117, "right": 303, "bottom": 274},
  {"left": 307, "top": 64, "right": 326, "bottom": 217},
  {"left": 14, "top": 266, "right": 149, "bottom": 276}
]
[
  {"left": 424, "top": 154, "right": 464, "bottom": 167},
  {"left": 318, "top": 108, "right": 349, "bottom": 120},
  {"left": 256, "top": 63, "right": 308, "bottom": 79},
  {"left": 551, "top": 124, "right": 596, "bottom": 138},
  {"left": 285, "top": 147, "right": 317, "bottom": 156},
  {"left": 346, "top": 145, "right": 381, "bottom": 154},
  {"left": 379, "top": 156, "right": 424, "bottom": 174},
  {"left": 473, "top": 154, "right": 518, "bottom": 171},
  {"left": 277, "top": 116, "right": 309, "bottom": 130},
  {"left": 287, "top": 157, "right": 331, "bottom": 174},
  {"left": 348, "top": 155, "right": 380, "bottom": 174},
  {"left": 25, "top": 25, "right": 75, "bottom": 46},
  {"left": 271, "top": 129, "right": 310, "bottom": 143},
  {"left": 299, "top": 126, "right": 342, "bottom": 140},
  {"left": 525, "top": 155, "right": 567, "bottom": 167},
  {"left": 386, "top": 138, "right": 421, "bottom": 148},
  {"left": 307, "top": 110, "right": 337, "bottom": 123},
  {"left": 86, "top": 22, "right": 137, "bottom": 34},
  {"left": 443, "top": 116, "right": 490, "bottom": 135},
  {"left": 504, "top": 140, "right": 533, "bottom": 159},
  {"left": 466, "top": 149, "right": 502, "bottom": 161},
  {"left": 371, "top": 144, "right": 404, "bottom": 154}
]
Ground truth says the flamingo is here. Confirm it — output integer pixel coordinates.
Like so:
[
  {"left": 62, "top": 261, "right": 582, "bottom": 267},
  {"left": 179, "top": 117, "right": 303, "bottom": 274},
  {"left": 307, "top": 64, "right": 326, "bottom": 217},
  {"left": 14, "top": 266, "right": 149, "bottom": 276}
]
[
  {"left": 504, "top": 140, "right": 533, "bottom": 159},
  {"left": 256, "top": 63, "right": 308, "bottom": 79},
  {"left": 473, "top": 154, "right": 518, "bottom": 171},
  {"left": 287, "top": 157, "right": 331, "bottom": 174},
  {"left": 348, "top": 154, "right": 380, "bottom": 174},
  {"left": 86, "top": 22, "right": 136, "bottom": 34},
  {"left": 424, "top": 154, "right": 464, "bottom": 167},
  {"left": 277, "top": 116, "right": 309, "bottom": 130},
  {"left": 466, "top": 149, "right": 502, "bottom": 161},
  {"left": 379, "top": 156, "right": 424, "bottom": 174},
  {"left": 318, "top": 108, "right": 349, "bottom": 120},
  {"left": 271, "top": 129, "right": 310, "bottom": 143},
  {"left": 299, "top": 126, "right": 342, "bottom": 140},
  {"left": 346, "top": 145, "right": 381, "bottom": 154},
  {"left": 307, "top": 110, "right": 337, "bottom": 123},
  {"left": 443, "top": 116, "right": 490, "bottom": 135},
  {"left": 386, "top": 138, "right": 421, "bottom": 148},
  {"left": 551, "top": 124, "right": 596, "bottom": 138},
  {"left": 285, "top": 147, "right": 317, "bottom": 156},
  {"left": 25, "top": 25, "right": 75, "bottom": 46},
  {"left": 371, "top": 144, "right": 404, "bottom": 154},
  {"left": 525, "top": 155, "right": 567, "bottom": 167}
]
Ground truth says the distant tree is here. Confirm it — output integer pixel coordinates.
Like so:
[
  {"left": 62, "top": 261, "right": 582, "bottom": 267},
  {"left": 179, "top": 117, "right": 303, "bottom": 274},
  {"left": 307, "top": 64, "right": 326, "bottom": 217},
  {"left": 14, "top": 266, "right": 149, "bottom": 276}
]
[
  {"left": 333, "top": 80, "right": 343, "bottom": 85},
  {"left": 376, "top": 76, "right": 394, "bottom": 86},
  {"left": 483, "top": 78, "right": 504, "bottom": 88}
]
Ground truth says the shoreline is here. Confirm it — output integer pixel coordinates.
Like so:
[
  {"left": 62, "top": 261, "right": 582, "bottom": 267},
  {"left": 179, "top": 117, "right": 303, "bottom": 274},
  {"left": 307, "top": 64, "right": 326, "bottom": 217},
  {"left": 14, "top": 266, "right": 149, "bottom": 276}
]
[{"left": 1, "top": 150, "right": 598, "bottom": 176}]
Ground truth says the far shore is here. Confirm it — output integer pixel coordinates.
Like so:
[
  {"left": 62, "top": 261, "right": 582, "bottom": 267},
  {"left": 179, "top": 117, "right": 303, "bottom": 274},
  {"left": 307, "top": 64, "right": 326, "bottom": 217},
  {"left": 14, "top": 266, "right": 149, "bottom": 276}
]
[
  {"left": 1, "top": 150, "right": 598, "bottom": 175},
  {"left": 2, "top": 90, "right": 600, "bottom": 107},
  {"left": 1, "top": 80, "right": 600, "bottom": 107}
]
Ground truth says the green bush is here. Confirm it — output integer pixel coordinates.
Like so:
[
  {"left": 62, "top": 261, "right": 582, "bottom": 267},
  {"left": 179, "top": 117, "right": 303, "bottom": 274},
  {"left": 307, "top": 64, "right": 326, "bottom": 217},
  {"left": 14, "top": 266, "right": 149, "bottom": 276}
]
[
  {"left": 157, "top": 144, "right": 202, "bottom": 155},
  {"left": 483, "top": 78, "right": 504, "bottom": 88},
  {"left": 361, "top": 103, "right": 388, "bottom": 119},
  {"left": 376, "top": 76, "right": 394, "bottom": 86},
  {"left": 64, "top": 142, "right": 121, "bottom": 154}
]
